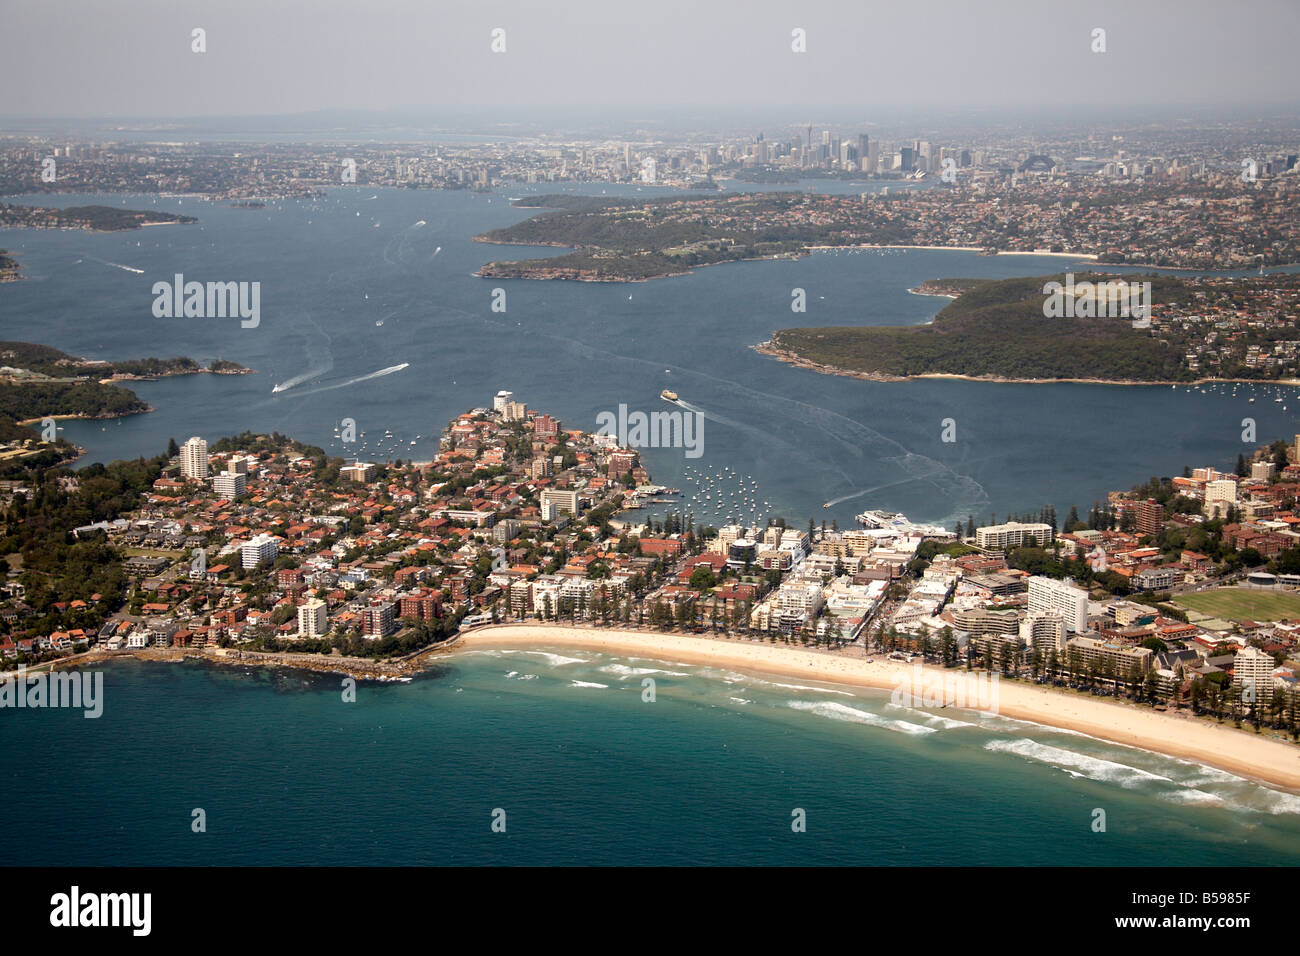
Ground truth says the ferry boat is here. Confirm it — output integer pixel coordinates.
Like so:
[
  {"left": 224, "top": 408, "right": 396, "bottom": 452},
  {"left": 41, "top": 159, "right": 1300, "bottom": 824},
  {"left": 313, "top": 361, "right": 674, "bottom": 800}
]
[{"left": 661, "top": 389, "right": 678, "bottom": 402}]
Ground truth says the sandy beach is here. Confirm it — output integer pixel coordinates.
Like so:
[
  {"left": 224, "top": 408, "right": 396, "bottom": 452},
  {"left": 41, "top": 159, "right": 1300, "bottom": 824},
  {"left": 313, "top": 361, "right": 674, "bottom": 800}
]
[{"left": 462, "top": 624, "right": 1300, "bottom": 792}]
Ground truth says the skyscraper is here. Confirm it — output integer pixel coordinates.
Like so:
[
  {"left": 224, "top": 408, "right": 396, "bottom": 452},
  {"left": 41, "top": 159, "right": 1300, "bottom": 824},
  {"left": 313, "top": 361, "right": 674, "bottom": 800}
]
[
  {"left": 180, "top": 437, "right": 208, "bottom": 480},
  {"left": 1234, "top": 645, "right": 1275, "bottom": 706}
]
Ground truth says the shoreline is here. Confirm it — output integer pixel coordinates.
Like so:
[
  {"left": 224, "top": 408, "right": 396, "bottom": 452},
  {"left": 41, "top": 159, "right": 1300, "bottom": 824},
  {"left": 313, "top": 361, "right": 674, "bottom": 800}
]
[
  {"left": 752, "top": 341, "right": 1300, "bottom": 388},
  {"left": 458, "top": 624, "right": 1300, "bottom": 793},
  {"left": 15, "top": 406, "right": 155, "bottom": 426},
  {"left": 55, "top": 641, "right": 459, "bottom": 681},
  {"left": 805, "top": 243, "right": 1100, "bottom": 260},
  {"left": 30, "top": 625, "right": 1300, "bottom": 793}
]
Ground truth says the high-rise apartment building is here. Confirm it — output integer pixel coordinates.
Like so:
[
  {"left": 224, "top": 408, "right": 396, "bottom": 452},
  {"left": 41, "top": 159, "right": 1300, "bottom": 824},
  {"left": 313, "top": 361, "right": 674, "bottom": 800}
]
[
  {"left": 180, "top": 437, "right": 208, "bottom": 479},
  {"left": 298, "top": 599, "right": 328, "bottom": 638},
  {"left": 1027, "top": 576, "right": 1089, "bottom": 633}
]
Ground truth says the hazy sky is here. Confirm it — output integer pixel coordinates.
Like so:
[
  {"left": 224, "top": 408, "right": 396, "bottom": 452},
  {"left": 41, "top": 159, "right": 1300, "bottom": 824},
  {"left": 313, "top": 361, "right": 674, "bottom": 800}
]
[{"left": 2, "top": 0, "right": 1296, "bottom": 121}]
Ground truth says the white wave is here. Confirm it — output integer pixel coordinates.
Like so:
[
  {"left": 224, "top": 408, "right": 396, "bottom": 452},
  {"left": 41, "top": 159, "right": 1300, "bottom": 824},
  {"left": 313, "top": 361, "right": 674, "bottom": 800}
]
[
  {"left": 729, "top": 697, "right": 753, "bottom": 705},
  {"left": 1161, "top": 789, "right": 1227, "bottom": 807},
  {"left": 789, "top": 700, "right": 937, "bottom": 735},
  {"left": 570, "top": 680, "right": 609, "bottom": 689},
  {"left": 924, "top": 713, "right": 977, "bottom": 730},
  {"left": 985, "top": 738, "right": 1174, "bottom": 788},
  {"left": 496, "top": 649, "right": 589, "bottom": 666},
  {"left": 598, "top": 663, "right": 689, "bottom": 678},
  {"left": 1256, "top": 790, "right": 1300, "bottom": 815},
  {"left": 884, "top": 702, "right": 977, "bottom": 730},
  {"left": 290, "top": 362, "right": 410, "bottom": 397},
  {"left": 760, "top": 679, "right": 854, "bottom": 697},
  {"left": 686, "top": 667, "right": 750, "bottom": 684}
]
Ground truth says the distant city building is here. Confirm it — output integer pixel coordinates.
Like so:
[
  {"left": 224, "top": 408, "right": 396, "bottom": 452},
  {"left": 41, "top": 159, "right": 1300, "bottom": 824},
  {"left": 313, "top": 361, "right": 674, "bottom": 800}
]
[
  {"left": 1134, "top": 498, "right": 1165, "bottom": 535},
  {"left": 341, "top": 461, "right": 376, "bottom": 482},
  {"left": 241, "top": 534, "right": 279, "bottom": 569},
  {"left": 726, "top": 538, "right": 758, "bottom": 569},
  {"left": 607, "top": 450, "right": 637, "bottom": 478},
  {"left": 1234, "top": 645, "right": 1275, "bottom": 706},
  {"left": 362, "top": 601, "right": 396, "bottom": 638},
  {"left": 1019, "top": 608, "right": 1060, "bottom": 655},
  {"left": 533, "top": 414, "right": 560, "bottom": 440},
  {"left": 212, "top": 471, "right": 247, "bottom": 499},
  {"left": 298, "top": 599, "right": 328, "bottom": 638},
  {"left": 494, "top": 390, "right": 514, "bottom": 413},
  {"left": 180, "top": 437, "right": 208, "bottom": 479},
  {"left": 975, "top": 521, "right": 1054, "bottom": 551},
  {"left": 1205, "top": 478, "right": 1238, "bottom": 518},
  {"left": 1027, "top": 576, "right": 1088, "bottom": 633},
  {"left": 1133, "top": 566, "right": 1175, "bottom": 591},
  {"left": 540, "top": 488, "right": 580, "bottom": 516},
  {"left": 1066, "top": 635, "right": 1153, "bottom": 675}
]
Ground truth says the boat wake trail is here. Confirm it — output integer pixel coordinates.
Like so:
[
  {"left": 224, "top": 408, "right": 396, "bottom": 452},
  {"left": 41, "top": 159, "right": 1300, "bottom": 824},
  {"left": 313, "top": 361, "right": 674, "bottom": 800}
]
[
  {"left": 82, "top": 255, "right": 144, "bottom": 274},
  {"left": 291, "top": 363, "right": 410, "bottom": 396},
  {"left": 673, "top": 399, "right": 751, "bottom": 433},
  {"left": 381, "top": 218, "right": 440, "bottom": 269},
  {"left": 271, "top": 367, "right": 330, "bottom": 394},
  {"left": 271, "top": 312, "right": 335, "bottom": 393}
]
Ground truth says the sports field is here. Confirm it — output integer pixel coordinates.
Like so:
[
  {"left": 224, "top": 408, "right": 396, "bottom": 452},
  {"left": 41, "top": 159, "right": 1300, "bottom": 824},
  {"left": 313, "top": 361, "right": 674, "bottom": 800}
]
[{"left": 1173, "top": 588, "right": 1300, "bottom": 621}]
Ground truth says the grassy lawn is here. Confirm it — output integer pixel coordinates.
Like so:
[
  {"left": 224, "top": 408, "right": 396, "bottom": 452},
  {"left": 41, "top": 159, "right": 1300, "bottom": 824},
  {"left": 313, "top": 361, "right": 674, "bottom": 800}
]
[
  {"left": 1173, "top": 587, "right": 1300, "bottom": 622},
  {"left": 122, "top": 547, "right": 179, "bottom": 559}
]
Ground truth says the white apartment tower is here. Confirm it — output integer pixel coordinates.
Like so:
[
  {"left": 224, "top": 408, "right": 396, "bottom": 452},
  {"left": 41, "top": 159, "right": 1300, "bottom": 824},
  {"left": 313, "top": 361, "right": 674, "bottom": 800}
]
[
  {"left": 298, "top": 599, "right": 328, "bottom": 638},
  {"left": 1205, "top": 479, "right": 1238, "bottom": 518},
  {"left": 241, "top": 534, "right": 279, "bottom": 569},
  {"left": 180, "top": 436, "right": 208, "bottom": 480},
  {"left": 1234, "top": 645, "right": 1275, "bottom": 706},
  {"left": 212, "top": 471, "right": 247, "bottom": 499},
  {"left": 1027, "top": 576, "right": 1089, "bottom": 633}
]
